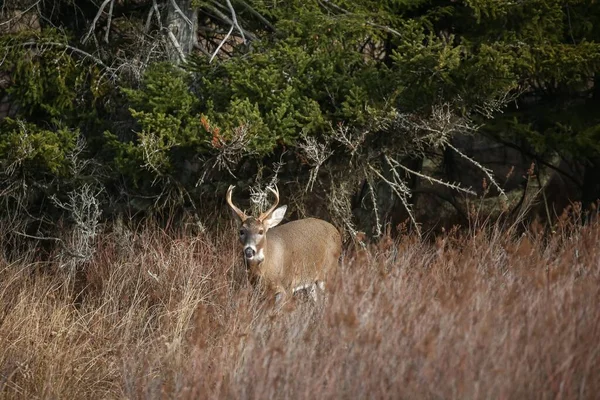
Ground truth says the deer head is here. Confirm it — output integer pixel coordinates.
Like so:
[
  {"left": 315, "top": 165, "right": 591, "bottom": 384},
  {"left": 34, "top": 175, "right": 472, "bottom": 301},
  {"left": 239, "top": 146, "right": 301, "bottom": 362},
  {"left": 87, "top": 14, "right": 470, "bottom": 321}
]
[{"left": 226, "top": 185, "right": 287, "bottom": 265}]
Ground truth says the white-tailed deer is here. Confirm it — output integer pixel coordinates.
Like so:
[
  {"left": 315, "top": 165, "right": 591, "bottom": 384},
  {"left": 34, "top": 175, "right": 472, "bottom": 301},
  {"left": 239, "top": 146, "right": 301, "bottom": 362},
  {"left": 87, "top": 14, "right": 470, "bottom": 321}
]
[{"left": 226, "top": 185, "right": 342, "bottom": 304}]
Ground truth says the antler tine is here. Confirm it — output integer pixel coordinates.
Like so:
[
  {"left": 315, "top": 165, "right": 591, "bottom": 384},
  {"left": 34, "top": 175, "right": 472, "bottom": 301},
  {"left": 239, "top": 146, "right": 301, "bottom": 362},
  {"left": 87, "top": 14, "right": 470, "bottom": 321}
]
[
  {"left": 226, "top": 185, "right": 247, "bottom": 221},
  {"left": 259, "top": 185, "right": 280, "bottom": 221}
]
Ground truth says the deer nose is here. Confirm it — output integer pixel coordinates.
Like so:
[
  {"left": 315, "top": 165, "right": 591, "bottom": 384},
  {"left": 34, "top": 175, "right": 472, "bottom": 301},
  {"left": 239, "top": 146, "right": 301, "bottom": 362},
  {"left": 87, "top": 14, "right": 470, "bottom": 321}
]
[{"left": 244, "top": 247, "right": 255, "bottom": 258}]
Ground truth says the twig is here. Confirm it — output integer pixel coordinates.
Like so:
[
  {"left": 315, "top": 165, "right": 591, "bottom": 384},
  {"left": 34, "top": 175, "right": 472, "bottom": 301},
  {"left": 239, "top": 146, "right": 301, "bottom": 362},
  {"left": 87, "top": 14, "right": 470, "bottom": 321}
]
[
  {"left": 14, "top": 41, "right": 111, "bottom": 71},
  {"left": 152, "top": 0, "right": 164, "bottom": 29},
  {"left": 170, "top": 0, "right": 194, "bottom": 28},
  {"left": 298, "top": 135, "right": 333, "bottom": 193},
  {"left": 226, "top": 0, "right": 246, "bottom": 43},
  {"left": 205, "top": 2, "right": 257, "bottom": 40},
  {"left": 209, "top": 0, "right": 248, "bottom": 62},
  {"left": 165, "top": 28, "right": 187, "bottom": 62},
  {"left": 209, "top": 24, "right": 234, "bottom": 63},
  {"left": 368, "top": 164, "right": 421, "bottom": 237},
  {"left": 104, "top": 0, "right": 115, "bottom": 43},
  {"left": 14, "top": 231, "right": 62, "bottom": 242},
  {"left": 365, "top": 172, "right": 383, "bottom": 237},
  {"left": 150, "top": 0, "right": 187, "bottom": 63},
  {"left": 446, "top": 142, "right": 507, "bottom": 199},
  {"left": 387, "top": 155, "right": 477, "bottom": 196},
  {"left": 81, "top": 0, "right": 112, "bottom": 44},
  {"left": 0, "top": 0, "right": 41, "bottom": 27},
  {"left": 144, "top": 6, "right": 155, "bottom": 32},
  {"left": 235, "top": 0, "right": 275, "bottom": 31}
]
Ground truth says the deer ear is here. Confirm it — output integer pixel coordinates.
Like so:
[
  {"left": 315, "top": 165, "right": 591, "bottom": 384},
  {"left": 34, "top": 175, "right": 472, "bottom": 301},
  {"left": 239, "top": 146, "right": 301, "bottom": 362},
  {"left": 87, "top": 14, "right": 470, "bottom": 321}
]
[{"left": 264, "top": 205, "right": 287, "bottom": 229}]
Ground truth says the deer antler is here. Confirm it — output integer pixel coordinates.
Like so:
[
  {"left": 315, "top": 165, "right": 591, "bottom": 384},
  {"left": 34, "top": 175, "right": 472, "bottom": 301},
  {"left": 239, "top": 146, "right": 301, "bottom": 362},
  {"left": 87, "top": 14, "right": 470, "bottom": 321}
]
[
  {"left": 226, "top": 185, "right": 247, "bottom": 221},
  {"left": 259, "top": 185, "right": 280, "bottom": 221}
]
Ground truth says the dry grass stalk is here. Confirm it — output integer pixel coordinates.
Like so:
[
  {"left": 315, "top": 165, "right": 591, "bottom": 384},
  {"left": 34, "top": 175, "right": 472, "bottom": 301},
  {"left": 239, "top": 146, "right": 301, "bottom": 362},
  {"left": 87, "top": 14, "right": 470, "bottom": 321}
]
[{"left": 0, "top": 210, "right": 599, "bottom": 399}]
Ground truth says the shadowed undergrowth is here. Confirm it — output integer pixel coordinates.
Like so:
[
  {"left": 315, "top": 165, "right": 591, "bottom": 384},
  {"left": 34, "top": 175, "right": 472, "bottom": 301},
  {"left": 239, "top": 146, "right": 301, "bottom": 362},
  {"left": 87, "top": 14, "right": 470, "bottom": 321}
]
[{"left": 0, "top": 215, "right": 599, "bottom": 399}]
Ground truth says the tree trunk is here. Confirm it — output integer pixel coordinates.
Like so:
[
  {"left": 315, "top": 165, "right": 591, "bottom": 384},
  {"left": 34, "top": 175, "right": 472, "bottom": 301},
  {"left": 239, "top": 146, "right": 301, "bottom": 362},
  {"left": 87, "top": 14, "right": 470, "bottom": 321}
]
[{"left": 165, "top": 0, "right": 198, "bottom": 64}]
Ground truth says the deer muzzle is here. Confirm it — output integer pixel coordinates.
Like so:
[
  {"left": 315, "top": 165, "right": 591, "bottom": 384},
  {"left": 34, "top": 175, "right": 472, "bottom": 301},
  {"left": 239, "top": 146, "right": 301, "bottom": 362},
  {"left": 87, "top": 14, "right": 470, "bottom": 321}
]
[{"left": 244, "top": 246, "right": 256, "bottom": 259}]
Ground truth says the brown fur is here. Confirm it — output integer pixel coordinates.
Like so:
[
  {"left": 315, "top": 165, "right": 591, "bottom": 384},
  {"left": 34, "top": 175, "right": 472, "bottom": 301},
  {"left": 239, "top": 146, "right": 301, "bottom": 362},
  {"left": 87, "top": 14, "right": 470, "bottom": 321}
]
[{"left": 250, "top": 218, "right": 341, "bottom": 299}]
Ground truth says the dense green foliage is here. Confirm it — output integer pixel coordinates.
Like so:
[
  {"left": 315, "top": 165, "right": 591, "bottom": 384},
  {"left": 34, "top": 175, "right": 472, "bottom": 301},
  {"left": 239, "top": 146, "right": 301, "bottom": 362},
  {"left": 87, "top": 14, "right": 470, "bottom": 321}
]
[{"left": 1, "top": 0, "right": 600, "bottom": 234}]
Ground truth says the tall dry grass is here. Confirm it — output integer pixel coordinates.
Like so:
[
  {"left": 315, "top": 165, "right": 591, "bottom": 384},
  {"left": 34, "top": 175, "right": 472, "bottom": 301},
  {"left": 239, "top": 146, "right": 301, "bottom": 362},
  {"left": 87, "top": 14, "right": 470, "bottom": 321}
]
[{"left": 0, "top": 213, "right": 599, "bottom": 399}]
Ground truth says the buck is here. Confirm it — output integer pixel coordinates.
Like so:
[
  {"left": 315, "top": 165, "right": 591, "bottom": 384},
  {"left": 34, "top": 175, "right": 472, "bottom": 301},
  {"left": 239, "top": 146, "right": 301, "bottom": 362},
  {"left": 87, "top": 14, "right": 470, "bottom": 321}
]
[{"left": 226, "top": 185, "right": 342, "bottom": 304}]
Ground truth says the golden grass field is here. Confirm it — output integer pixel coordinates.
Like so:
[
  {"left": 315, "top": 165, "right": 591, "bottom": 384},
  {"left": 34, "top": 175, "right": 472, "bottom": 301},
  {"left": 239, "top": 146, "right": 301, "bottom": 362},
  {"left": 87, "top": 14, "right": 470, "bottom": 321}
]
[{"left": 0, "top": 211, "right": 599, "bottom": 399}]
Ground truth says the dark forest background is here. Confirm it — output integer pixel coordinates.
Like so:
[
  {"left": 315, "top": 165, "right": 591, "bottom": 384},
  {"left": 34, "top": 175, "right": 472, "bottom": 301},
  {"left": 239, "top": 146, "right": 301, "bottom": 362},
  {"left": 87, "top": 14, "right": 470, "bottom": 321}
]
[{"left": 2, "top": 0, "right": 600, "bottom": 241}]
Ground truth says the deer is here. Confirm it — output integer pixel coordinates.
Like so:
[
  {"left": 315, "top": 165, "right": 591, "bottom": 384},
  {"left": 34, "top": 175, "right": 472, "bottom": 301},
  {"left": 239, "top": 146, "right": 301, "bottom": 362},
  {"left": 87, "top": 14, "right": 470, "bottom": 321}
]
[{"left": 226, "top": 185, "right": 342, "bottom": 304}]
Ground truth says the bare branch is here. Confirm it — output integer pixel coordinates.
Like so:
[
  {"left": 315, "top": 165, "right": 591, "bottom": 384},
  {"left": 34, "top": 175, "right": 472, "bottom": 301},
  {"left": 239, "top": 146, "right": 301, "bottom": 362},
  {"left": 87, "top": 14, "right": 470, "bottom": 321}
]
[
  {"left": 472, "top": 87, "right": 524, "bottom": 119},
  {"left": 81, "top": 0, "right": 112, "bottom": 45},
  {"left": 332, "top": 122, "right": 368, "bottom": 156},
  {"left": 225, "top": 0, "right": 245, "bottom": 43},
  {"left": 209, "top": 0, "right": 248, "bottom": 62},
  {"left": 52, "top": 184, "right": 103, "bottom": 272},
  {"left": 144, "top": 6, "right": 155, "bottom": 32},
  {"left": 298, "top": 135, "right": 334, "bottom": 193},
  {"left": 165, "top": 27, "right": 187, "bottom": 62},
  {"left": 396, "top": 103, "right": 480, "bottom": 152},
  {"left": 0, "top": 0, "right": 40, "bottom": 27},
  {"left": 386, "top": 155, "right": 477, "bottom": 196},
  {"left": 170, "top": 0, "right": 194, "bottom": 29},
  {"left": 13, "top": 231, "right": 62, "bottom": 242},
  {"left": 446, "top": 142, "right": 507, "bottom": 199},
  {"left": 328, "top": 180, "right": 360, "bottom": 240},
  {"left": 152, "top": 0, "right": 164, "bottom": 29},
  {"left": 249, "top": 159, "right": 284, "bottom": 215},
  {"left": 365, "top": 172, "right": 383, "bottom": 237},
  {"left": 368, "top": 163, "right": 421, "bottom": 237},
  {"left": 235, "top": 0, "right": 275, "bottom": 31},
  {"left": 210, "top": 124, "right": 256, "bottom": 177},
  {"left": 14, "top": 41, "right": 111, "bottom": 71},
  {"left": 205, "top": 2, "right": 257, "bottom": 40},
  {"left": 194, "top": 42, "right": 211, "bottom": 56},
  {"left": 209, "top": 24, "right": 234, "bottom": 63},
  {"left": 103, "top": 0, "right": 115, "bottom": 43}
]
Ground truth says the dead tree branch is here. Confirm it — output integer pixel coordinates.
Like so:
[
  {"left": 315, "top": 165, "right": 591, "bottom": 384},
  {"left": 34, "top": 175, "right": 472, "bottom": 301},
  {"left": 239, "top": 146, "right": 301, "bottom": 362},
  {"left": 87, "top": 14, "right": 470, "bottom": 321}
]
[
  {"left": 145, "top": 6, "right": 155, "bottom": 32},
  {"left": 387, "top": 155, "right": 477, "bottom": 196},
  {"left": 103, "top": 0, "right": 115, "bottom": 43},
  {"left": 368, "top": 163, "right": 421, "bottom": 237},
  {"left": 15, "top": 41, "right": 112, "bottom": 72},
  {"left": 225, "top": 0, "right": 245, "bottom": 43},
  {"left": 152, "top": 0, "right": 163, "bottom": 28},
  {"left": 298, "top": 135, "right": 334, "bottom": 193},
  {"left": 165, "top": 28, "right": 186, "bottom": 62},
  {"left": 0, "top": 0, "right": 40, "bottom": 27},
  {"left": 235, "top": 0, "right": 275, "bottom": 31},
  {"left": 209, "top": 24, "right": 234, "bottom": 63},
  {"left": 209, "top": 0, "right": 247, "bottom": 62},
  {"left": 446, "top": 142, "right": 507, "bottom": 199},
  {"left": 170, "top": 0, "right": 194, "bottom": 28},
  {"left": 81, "top": 0, "right": 112, "bottom": 44}
]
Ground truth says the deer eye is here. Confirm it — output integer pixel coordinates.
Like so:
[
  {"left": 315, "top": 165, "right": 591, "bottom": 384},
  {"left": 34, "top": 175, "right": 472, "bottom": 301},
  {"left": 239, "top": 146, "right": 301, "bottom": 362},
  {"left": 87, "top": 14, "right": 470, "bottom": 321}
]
[
  {"left": 239, "top": 230, "right": 245, "bottom": 237},
  {"left": 258, "top": 229, "right": 264, "bottom": 235}
]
